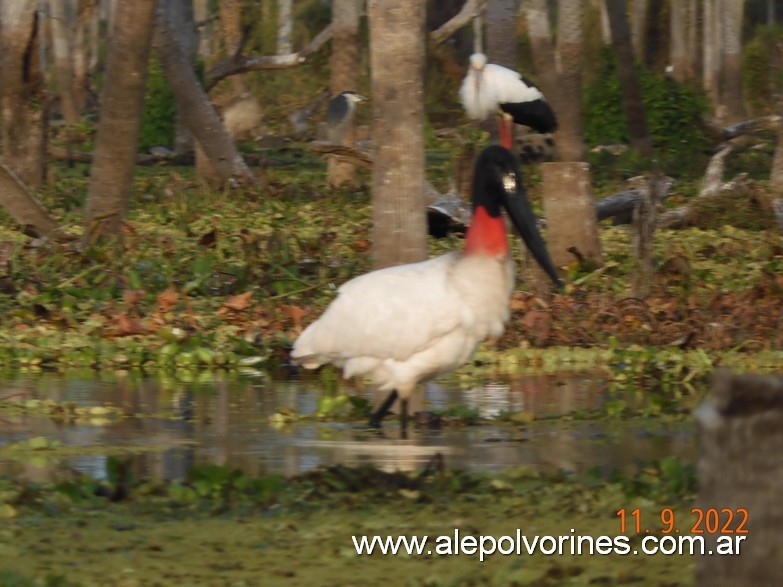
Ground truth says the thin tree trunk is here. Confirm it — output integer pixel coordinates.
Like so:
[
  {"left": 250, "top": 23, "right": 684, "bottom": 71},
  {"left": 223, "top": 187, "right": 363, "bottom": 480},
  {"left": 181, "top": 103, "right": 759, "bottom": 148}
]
[
  {"left": 670, "top": 0, "right": 689, "bottom": 82},
  {"left": 73, "top": 0, "right": 98, "bottom": 110},
  {"left": 48, "top": 0, "right": 80, "bottom": 124},
  {"left": 165, "top": 0, "right": 198, "bottom": 154},
  {"left": 721, "top": 0, "right": 746, "bottom": 124},
  {"left": 629, "top": 175, "right": 657, "bottom": 298},
  {"left": 630, "top": 0, "right": 648, "bottom": 62},
  {"left": 703, "top": 0, "right": 720, "bottom": 107},
  {"left": 217, "top": 0, "right": 247, "bottom": 94},
  {"left": 83, "top": 0, "right": 155, "bottom": 245},
  {"left": 770, "top": 102, "right": 783, "bottom": 192},
  {"left": 368, "top": 0, "right": 427, "bottom": 268},
  {"left": 486, "top": 0, "right": 518, "bottom": 144},
  {"left": 154, "top": 3, "right": 254, "bottom": 188},
  {"left": 328, "top": 0, "right": 361, "bottom": 188},
  {"left": 486, "top": 0, "right": 517, "bottom": 68},
  {"left": 0, "top": 0, "right": 46, "bottom": 188},
  {"left": 687, "top": 0, "right": 700, "bottom": 79},
  {"left": 277, "top": 0, "right": 293, "bottom": 55},
  {"left": 193, "top": 0, "right": 213, "bottom": 61},
  {"left": 605, "top": 0, "right": 655, "bottom": 157},
  {"left": 524, "top": 0, "right": 557, "bottom": 96},
  {"left": 555, "top": 0, "right": 586, "bottom": 161}
]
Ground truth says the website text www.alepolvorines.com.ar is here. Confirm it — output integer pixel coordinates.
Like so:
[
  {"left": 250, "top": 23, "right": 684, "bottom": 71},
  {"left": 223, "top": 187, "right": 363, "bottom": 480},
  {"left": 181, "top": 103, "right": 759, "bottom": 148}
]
[{"left": 352, "top": 529, "right": 746, "bottom": 562}]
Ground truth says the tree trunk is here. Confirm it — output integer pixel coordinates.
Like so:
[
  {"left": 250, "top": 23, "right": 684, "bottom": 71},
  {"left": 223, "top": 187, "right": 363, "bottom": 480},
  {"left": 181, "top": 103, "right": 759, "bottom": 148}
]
[
  {"left": 605, "top": 0, "right": 655, "bottom": 157},
  {"left": 486, "top": 0, "right": 517, "bottom": 68},
  {"left": 703, "top": 0, "right": 720, "bottom": 107},
  {"left": 555, "top": 0, "right": 586, "bottom": 162},
  {"left": 154, "top": 2, "right": 254, "bottom": 188},
  {"left": 277, "top": 0, "right": 293, "bottom": 55},
  {"left": 541, "top": 162, "right": 603, "bottom": 269},
  {"left": 0, "top": 0, "right": 45, "bottom": 188},
  {"left": 83, "top": 0, "right": 155, "bottom": 245},
  {"left": 628, "top": 175, "right": 657, "bottom": 298},
  {"left": 721, "top": 0, "right": 746, "bottom": 124},
  {"left": 48, "top": 0, "right": 80, "bottom": 125},
  {"left": 670, "top": 0, "right": 689, "bottom": 82},
  {"left": 524, "top": 0, "right": 557, "bottom": 98},
  {"left": 630, "top": 0, "right": 648, "bottom": 62},
  {"left": 695, "top": 371, "right": 783, "bottom": 586},
  {"left": 165, "top": 0, "right": 198, "bottom": 154},
  {"left": 368, "top": 0, "right": 427, "bottom": 269},
  {"left": 484, "top": 0, "right": 518, "bottom": 145},
  {"left": 193, "top": 0, "right": 214, "bottom": 61},
  {"left": 217, "top": 0, "right": 247, "bottom": 94},
  {"left": 687, "top": 0, "right": 700, "bottom": 79},
  {"left": 771, "top": 116, "right": 783, "bottom": 193},
  {"left": 74, "top": 0, "right": 98, "bottom": 111},
  {"left": 328, "top": 0, "right": 361, "bottom": 188}
]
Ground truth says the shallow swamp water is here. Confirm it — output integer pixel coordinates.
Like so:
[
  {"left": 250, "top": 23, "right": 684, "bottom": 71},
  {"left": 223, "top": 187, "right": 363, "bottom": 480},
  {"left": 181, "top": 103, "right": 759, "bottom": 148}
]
[{"left": 0, "top": 369, "right": 702, "bottom": 586}]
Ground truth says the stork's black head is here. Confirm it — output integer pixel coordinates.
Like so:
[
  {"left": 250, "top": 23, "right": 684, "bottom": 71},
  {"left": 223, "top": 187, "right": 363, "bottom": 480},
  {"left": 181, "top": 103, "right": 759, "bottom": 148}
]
[{"left": 471, "top": 146, "right": 561, "bottom": 286}]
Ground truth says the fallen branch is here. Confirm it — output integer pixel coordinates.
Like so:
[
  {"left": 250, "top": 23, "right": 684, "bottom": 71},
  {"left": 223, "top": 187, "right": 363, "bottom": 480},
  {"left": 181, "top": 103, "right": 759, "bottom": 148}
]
[
  {"left": 205, "top": 24, "right": 333, "bottom": 90},
  {"left": 595, "top": 176, "right": 676, "bottom": 224},
  {"left": 429, "top": 0, "right": 486, "bottom": 47},
  {"left": 308, "top": 142, "right": 373, "bottom": 168},
  {"left": 722, "top": 114, "right": 781, "bottom": 140},
  {"left": 657, "top": 174, "right": 751, "bottom": 229},
  {"left": 0, "top": 162, "right": 63, "bottom": 239},
  {"left": 48, "top": 145, "right": 193, "bottom": 166}
]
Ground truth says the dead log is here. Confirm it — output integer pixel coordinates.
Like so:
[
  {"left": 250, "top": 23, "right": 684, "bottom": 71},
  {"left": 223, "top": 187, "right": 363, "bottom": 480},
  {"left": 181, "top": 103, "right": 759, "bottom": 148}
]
[
  {"left": 48, "top": 145, "right": 196, "bottom": 167},
  {"left": 308, "top": 142, "right": 372, "bottom": 168},
  {"left": 595, "top": 176, "right": 676, "bottom": 224},
  {"left": 722, "top": 114, "right": 781, "bottom": 140},
  {"left": 695, "top": 370, "right": 783, "bottom": 586},
  {"left": 657, "top": 173, "right": 751, "bottom": 229}
]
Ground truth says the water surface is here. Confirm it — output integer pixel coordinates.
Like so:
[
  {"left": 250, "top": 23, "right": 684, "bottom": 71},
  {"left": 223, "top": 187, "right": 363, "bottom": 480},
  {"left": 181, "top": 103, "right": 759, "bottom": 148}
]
[{"left": 0, "top": 371, "right": 696, "bottom": 482}]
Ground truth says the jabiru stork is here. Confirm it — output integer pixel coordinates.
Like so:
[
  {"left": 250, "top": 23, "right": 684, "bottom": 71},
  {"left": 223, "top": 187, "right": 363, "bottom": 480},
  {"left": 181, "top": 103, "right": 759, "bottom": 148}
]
[
  {"left": 459, "top": 53, "right": 557, "bottom": 149},
  {"left": 291, "top": 146, "right": 561, "bottom": 430}
]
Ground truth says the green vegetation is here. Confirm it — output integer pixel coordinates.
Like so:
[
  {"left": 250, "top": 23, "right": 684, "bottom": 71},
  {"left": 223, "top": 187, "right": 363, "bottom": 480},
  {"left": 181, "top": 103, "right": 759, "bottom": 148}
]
[
  {"left": 138, "top": 58, "right": 177, "bottom": 152},
  {"left": 584, "top": 47, "right": 710, "bottom": 176},
  {"left": 0, "top": 458, "right": 699, "bottom": 586}
]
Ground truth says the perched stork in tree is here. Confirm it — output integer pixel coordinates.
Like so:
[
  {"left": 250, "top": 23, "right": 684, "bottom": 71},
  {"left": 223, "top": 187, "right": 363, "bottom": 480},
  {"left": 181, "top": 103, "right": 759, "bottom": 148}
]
[
  {"left": 291, "top": 146, "right": 561, "bottom": 431},
  {"left": 459, "top": 53, "right": 557, "bottom": 149}
]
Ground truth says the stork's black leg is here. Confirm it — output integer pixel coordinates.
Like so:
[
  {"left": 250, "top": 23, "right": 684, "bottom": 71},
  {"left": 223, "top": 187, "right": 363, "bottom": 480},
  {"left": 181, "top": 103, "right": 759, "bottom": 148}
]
[{"left": 369, "top": 390, "right": 398, "bottom": 428}]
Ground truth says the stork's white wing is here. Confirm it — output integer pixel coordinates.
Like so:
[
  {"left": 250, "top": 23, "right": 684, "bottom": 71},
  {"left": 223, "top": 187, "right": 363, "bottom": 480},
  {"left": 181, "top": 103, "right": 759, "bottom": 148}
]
[
  {"left": 292, "top": 253, "right": 468, "bottom": 364},
  {"left": 484, "top": 64, "right": 543, "bottom": 104}
]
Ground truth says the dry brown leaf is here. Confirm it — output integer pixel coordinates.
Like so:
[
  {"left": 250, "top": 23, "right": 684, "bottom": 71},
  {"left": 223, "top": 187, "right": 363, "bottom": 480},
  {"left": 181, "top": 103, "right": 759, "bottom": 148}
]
[
  {"left": 123, "top": 289, "right": 146, "bottom": 305},
  {"left": 114, "top": 313, "right": 150, "bottom": 336},
  {"left": 156, "top": 287, "right": 179, "bottom": 313},
  {"left": 222, "top": 291, "right": 254, "bottom": 312},
  {"left": 280, "top": 304, "right": 306, "bottom": 331}
]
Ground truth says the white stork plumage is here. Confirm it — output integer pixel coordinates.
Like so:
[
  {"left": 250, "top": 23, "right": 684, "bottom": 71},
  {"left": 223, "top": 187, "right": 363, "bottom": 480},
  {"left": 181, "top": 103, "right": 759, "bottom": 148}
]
[
  {"left": 291, "top": 146, "right": 561, "bottom": 430},
  {"left": 459, "top": 53, "right": 557, "bottom": 149}
]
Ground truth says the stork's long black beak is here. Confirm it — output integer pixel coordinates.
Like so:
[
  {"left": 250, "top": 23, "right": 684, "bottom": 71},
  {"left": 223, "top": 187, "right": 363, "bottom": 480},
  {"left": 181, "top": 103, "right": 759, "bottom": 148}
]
[{"left": 503, "top": 182, "right": 562, "bottom": 287}]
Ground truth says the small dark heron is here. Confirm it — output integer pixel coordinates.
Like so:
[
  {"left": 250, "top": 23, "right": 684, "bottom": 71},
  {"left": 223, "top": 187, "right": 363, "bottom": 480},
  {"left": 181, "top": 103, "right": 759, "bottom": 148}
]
[{"left": 326, "top": 91, "right": 366, "bottom": 144}]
